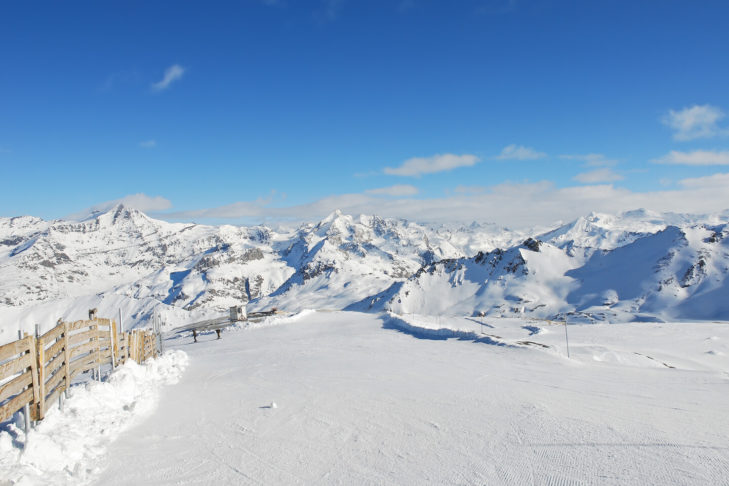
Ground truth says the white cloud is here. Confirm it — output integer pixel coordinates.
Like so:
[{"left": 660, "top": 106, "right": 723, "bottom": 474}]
[
  {"left": 662, "top": 104, "right": 729, "bottom": 141},
  {"left": 573, "top": 168, "right": 624, "bottom": 184},
  {"left": 384, "top": 153, "right": 480, "bottom": 177},
  {"left": 67, "top": 194, "right": 173, "bottom": 220},
  {"left": 560, "top": 153, "right": 617, "bottom": 167},
  {"left": 151, "top": 64, "right": 186, "bottom": 92},
  {"left": 652, "top": 150, "right": 729, "bottom": 166},
  {"left": 365, "top": 185, "right": 419, "bottom": 197},
  {"left": 453, "top": 185, "right": 486, "bottom": 195},
  {"left": 678, "top": 172, "right": 729, "bottom": 189},
  {"left": 495, "top": 144, "right": 546, "bottom": 160},
  {"left": 160, "top": 172, "right": 729, "bottom": 229},
  {"left": 139, "top": 139, "right": 157, "bottom": 148}
]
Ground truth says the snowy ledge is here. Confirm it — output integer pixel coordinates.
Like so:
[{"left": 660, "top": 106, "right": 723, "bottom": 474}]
[{"left": 0, "top": 350, "right": 189, "bottom": 485}]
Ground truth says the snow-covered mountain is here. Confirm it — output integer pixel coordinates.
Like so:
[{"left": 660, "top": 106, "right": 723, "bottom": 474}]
[
  {"left": 0, "top": 205, "right": 521, "bottom": 338},
  {"left": 1, "top": 205, "right": 727, "bottom": 340},
  {"left": 382, "top": 212, "right": 729, "bottom": 322}
]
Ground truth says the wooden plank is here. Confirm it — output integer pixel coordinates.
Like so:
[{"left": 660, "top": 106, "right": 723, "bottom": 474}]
[
  {"left": 93, "top": 323, "right": 100, "bottom": 372},
  {"left": 43, "top": 336, "right": 66, "bottom": 363},
  {"left": 139, "top": 332, "right": 145, "bottom": 361},
  {"left": 67, "top": 319, "right": 94, "bottom": 331},
  {"left": 0, "top": 336, "right": 31, "bottom": 364},
  {"left": 62, "top": 321, "right": 70, "bottom": 397},
  {"left": 40, "top": 322, "right": 64, "bottom": 344},
  {"left": 69, "top": 351, "right": 95, "bottom": 368},
  {"left": 96, "top": 319, "right": 111, "bottom": 333},
  {"left": 70, "top": 356, "right": 97, "bottom": 377},
  {"left": 125, "top": 331, "right": 131, "bottom": 361},
  {"left": 96, "top": 329, "right": 112, "bottom": 340},
  {"left": 42, "top": 383, "right": 65, "bottom": 417},
  {"left": 44, "top": 367, "right": 66, "bottom": 397},
  {"left": 70, "top": 340, "right": 99, "bottom": 360},
  {"left": 0, "top": 387, "right": 33, "bottom": 423},
  {"left": 28, "top": 333, "right": 40, "bottom": 421},
  {"left": 68, "top": 329, "right": 96, "bottom": 347},
  {"left": 45, "top": 352, "right": 65, "bottom": 379},
  {"left": 71, "top": 358, "right": 99, "bottom": 377},
  {"left": 128, "top": 331, "right": 135, "bottom": 362},
  {"left": 0, "top": 370, "right": 32, "bottom": 403},
  {"left": 112, "top": 319, "right": 119, "bottom": 367},
  {"left": 0, "top": 352, "right": 31, "bottom": 379},
  {"left": 36, "top": 331, "right": 46, "bottom": 419}
]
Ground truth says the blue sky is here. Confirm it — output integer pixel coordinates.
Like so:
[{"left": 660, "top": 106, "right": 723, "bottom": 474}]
[{"left": 2, "top": 0, "right": 729, "bottom": 226}]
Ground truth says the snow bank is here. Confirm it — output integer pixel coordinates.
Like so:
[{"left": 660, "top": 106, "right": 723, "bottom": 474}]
[
  {"left": 0, "top": 350, "right": 188, "bottom": 485},
  {"left": 237, "top": 309, "right": 318, "bottom": 331},
  {"left": 384, "top": 313, "right": 484, "bottom": 341}
]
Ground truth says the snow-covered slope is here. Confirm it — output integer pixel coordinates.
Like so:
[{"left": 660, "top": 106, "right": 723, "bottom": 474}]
[
  {"left": 383, "top": 215, "right": 729, "bottom": 322},
  {"left": 1, "top": 205, "right": 727, "bottom": 340}
]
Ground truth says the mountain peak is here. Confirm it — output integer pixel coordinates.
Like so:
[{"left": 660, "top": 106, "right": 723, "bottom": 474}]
[{"left": 91, "top": 203, "right": 155, "bottom": 229}]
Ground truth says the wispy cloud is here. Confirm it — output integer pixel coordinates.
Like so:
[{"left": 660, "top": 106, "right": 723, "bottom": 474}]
[
  {"left": 365, "top": 184, "right": 419, "bottom": 197},
  {"left": 652, "top": 149, "right": 729, "bottom": 166},
  {"left": 573, "top": 168, "right": 623, "bottom": 184},
  {"left": 151, "top": 64, "right": 186, "bottom": 92},
  {"left": 384, "top": 153, "right": 480, "bottom": 177},
  {"left": 100, "top": 70, "right": 141, "bottom": 92},
  {"left": 159, "top": 171, "right": 729, "bottom": 228},
  {"left": 662, "top": 104, "right": 729, "bottom": 141},
  {"left": 67, "top": 193, "right": 173, "bottom": 220},
  {"left": 495, "top": 144, "right": 546, "bottom": 160},
  {"left": 138, "top": 139, "right": 157, "bottom": 148},
  {"left": 560, "top": 153, "right": 618, "bottom": 167},
  {"left": 453, "top": 185, "right": 486, "bottom": 195}
]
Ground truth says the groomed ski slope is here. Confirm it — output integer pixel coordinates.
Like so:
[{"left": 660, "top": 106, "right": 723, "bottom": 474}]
[{"left": 96, "top": 311, "right": 729, "bottom": 485}]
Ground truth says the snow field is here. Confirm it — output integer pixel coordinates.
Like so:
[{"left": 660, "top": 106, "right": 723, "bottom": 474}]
[
  {"left": 95, "top": 311, "right": 729, "bottom": 485},
  {"left": 0, "top": 350, "right": 188, "bottom": 485}
]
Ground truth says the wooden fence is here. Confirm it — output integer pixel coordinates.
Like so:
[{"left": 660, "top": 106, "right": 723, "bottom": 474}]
[{"left": 0, "top": 316, "right": 158, "bottom": 424}]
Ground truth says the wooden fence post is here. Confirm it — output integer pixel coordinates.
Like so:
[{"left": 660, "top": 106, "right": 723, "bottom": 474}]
[
  {"left": 130, "top": 330, "right": 136, "bottom": 363},
  {"left": 62, "top": 320, "right": 70, "bottom": 399},
  {"left": 28, "top": 333, "right": 40, "bottom": 425},
  {"left": 92, "top": 320, "right": 101, "bottom": 381},
  {"left": 111, "top": 319, "right": 118, "bottom": 369},
  {"left": 35, "top": 325, "right": 46, "bottom": 421}
]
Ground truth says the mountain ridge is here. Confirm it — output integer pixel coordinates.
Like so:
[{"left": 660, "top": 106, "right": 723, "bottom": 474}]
[{"left": 1, "top": 204, "right": 727, "bottom": 339}]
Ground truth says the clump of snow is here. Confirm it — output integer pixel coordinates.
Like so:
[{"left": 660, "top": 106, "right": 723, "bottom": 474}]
[{"left": 0, "top": 350, "right": 188, "bottom": 485}]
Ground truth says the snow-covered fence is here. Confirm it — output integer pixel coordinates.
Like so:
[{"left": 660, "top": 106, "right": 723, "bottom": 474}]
[
  {"left": 0, "top": 335, "right": 39, "bottom": 423},
  {"left": 0, "top": 315, "right": 159, "bottom": 426},
  {"left": 128, "top": 328, "right": 156, "bottom": 364}
]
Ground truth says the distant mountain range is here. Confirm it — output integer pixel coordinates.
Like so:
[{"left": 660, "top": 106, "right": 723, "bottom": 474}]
[{"left": 1, "top": 205, "right": 727, "bottom": 338}]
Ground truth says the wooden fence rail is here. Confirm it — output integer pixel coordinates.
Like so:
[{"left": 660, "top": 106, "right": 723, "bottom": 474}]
[{"left": 0, "top": 316, "right": 158, "bottom": 425}]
